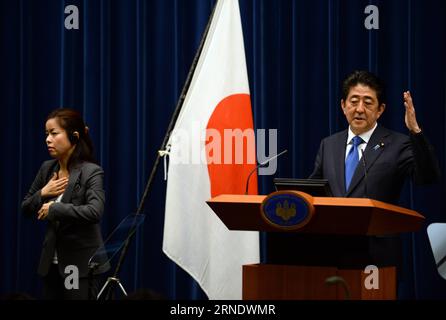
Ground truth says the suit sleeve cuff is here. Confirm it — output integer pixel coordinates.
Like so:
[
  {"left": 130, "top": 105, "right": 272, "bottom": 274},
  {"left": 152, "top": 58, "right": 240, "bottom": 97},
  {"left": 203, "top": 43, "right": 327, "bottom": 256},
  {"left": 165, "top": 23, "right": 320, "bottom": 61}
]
[{"left": 46, "top": 202, "right": 61, "bottom": 221}]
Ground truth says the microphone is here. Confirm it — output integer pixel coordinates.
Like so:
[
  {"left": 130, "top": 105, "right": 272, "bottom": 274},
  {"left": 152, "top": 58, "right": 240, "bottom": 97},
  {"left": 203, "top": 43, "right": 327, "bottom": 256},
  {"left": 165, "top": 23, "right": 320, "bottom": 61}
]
[
  {"left": 325, "top": 276, "right": 351, "bottom": 300},
  {"left": 245, "top": 149, "right": 288, "bottom": 195},
  {"left": 360, "top": 148, "right": 368, "bottom": 198}
]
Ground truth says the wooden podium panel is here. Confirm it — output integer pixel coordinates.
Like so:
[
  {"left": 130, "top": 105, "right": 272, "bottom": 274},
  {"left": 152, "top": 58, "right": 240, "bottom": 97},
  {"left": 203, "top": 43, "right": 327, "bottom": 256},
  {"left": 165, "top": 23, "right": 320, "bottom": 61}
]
[
  {"left": 243, "top": 264, "right": 396, "bottom": 300},
  {"left": 243, "top": 264, "right": 338, "bottom": 299}
]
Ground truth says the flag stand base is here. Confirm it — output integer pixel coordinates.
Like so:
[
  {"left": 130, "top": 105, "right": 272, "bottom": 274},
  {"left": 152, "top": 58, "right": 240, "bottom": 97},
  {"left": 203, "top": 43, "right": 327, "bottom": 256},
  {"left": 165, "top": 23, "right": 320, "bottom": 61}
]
[{"left": 97, "top": 276, "right": 128, "bottom": 300}]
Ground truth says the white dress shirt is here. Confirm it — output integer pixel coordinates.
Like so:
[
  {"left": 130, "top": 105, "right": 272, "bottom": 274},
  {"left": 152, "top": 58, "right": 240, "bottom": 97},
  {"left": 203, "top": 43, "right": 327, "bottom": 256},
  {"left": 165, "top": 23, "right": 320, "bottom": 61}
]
[{"left": 345, "top": 123, "right": 378, "bottom": 160}]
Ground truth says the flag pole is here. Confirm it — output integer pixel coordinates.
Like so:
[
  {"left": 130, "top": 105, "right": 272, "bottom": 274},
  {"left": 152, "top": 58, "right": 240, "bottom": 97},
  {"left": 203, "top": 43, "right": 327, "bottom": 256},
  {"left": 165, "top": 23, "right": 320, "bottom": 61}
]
[
  {"left": 136, "top": 0, "right": 219, "bottom": 216},
  {"left": 98, "top": 0, "right": 220, "bottom": 299}
]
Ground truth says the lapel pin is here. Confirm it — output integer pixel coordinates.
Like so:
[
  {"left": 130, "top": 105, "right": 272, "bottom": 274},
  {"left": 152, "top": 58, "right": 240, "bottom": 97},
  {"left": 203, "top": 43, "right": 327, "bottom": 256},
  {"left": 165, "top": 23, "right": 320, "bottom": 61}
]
[{"left": 373, "top": 142, "right": 384, "bottom": 151}]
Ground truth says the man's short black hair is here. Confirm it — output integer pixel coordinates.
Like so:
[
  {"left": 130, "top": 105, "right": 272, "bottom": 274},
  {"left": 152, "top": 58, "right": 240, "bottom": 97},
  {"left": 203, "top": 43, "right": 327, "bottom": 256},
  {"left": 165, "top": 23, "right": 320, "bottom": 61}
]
[{"left": 342, "top": 70, "right": 386, "bottom": 105}]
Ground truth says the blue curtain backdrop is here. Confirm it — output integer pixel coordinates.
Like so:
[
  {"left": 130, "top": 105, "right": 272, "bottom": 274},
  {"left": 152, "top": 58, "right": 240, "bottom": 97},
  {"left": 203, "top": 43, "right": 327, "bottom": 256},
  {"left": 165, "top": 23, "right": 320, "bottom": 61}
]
[{"left": 1, "top": 0, "right": 445, "bottom": 299}]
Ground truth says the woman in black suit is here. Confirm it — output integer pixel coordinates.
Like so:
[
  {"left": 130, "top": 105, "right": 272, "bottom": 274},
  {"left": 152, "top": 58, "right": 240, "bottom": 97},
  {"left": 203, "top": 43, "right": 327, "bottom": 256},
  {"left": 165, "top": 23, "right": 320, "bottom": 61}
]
[{"left": 22, "top": 108, "right": 108, "bottom": 300}]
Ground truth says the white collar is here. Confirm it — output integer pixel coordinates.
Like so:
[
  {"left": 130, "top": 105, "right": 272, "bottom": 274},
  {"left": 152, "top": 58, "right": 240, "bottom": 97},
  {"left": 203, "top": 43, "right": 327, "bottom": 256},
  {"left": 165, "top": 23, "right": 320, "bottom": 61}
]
[{"left": 347, "top": 123, "right": 378, "bottom": 145}]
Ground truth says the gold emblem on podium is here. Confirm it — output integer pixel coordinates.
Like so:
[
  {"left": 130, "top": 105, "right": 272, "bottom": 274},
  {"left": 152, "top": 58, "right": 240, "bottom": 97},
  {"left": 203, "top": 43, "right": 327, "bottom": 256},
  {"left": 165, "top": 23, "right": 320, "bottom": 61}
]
[{"left": 275, "top": 200, "right": 296, "bottom": 221}]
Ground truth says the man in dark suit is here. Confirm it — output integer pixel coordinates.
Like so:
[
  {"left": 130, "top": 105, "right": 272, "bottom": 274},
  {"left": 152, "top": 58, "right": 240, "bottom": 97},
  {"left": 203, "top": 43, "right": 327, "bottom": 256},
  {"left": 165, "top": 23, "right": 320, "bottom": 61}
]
[
  {"left": 307, "top": 70, "right": 441, "bottom": 288},
  {"left": 266, "top": 71, "right": 440, "bottom": 298},
  {"left": 310, "top": 70, "right": 440, "bottom": 202}
]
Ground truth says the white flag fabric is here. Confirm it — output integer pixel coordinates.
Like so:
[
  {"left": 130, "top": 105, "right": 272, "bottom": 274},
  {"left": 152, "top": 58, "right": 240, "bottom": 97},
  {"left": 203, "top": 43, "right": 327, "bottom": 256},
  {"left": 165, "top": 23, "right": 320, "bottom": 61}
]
[{"left": 162, "top": 0, "right": 260, "bottom": 300}]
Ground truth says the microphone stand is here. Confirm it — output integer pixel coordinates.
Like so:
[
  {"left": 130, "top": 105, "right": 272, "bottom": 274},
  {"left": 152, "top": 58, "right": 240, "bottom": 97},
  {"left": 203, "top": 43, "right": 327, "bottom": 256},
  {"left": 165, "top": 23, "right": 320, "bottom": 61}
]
[
  {"left": 95, "top": 2, "right": 219, "bottom": 300},
  {"left": 325, "top": 276, "right": 351, "bottom": 300},
  {"left": 245, "top": 150, "right": 288, "bottom": 195}
]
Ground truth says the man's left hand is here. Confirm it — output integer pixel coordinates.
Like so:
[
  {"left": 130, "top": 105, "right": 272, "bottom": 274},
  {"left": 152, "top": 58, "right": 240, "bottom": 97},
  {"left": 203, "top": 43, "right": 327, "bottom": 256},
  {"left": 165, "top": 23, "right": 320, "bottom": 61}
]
[{"left": 404, "top": 91, "right": 422, "bottom": 133}]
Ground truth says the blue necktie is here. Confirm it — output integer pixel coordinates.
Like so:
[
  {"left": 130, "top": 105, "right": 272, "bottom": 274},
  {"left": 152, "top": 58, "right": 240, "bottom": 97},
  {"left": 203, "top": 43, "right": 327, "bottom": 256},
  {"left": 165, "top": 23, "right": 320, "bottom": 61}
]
[{"left": 345, "top": 136, "right": 363, "bottom": 191}]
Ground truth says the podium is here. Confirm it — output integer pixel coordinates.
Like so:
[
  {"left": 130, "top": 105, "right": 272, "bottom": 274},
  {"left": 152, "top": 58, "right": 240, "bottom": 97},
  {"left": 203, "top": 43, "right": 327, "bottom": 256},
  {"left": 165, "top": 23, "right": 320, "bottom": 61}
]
[{"left": 206, "top": 191, "right": 425, "bottom": 300}]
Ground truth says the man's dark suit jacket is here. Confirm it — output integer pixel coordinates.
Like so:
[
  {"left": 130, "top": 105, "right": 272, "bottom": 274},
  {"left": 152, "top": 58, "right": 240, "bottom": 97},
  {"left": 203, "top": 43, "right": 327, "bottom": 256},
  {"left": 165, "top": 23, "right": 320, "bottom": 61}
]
[
  {"left": 309, "top": 124, "right": 440, "bottom": 203},
  {"left": 22, "top": 160, "right": 109, "bottom": 278}
]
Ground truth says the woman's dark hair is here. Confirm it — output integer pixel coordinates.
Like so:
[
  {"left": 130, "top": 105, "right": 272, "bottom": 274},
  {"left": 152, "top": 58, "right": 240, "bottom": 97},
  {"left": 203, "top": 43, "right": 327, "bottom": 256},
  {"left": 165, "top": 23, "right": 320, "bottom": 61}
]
[
  {"left": 341, "top": 70, "right": 386, "bottom": 106},
  {"left": 47, "top": 108, "right": 96, "bottom": 169}
]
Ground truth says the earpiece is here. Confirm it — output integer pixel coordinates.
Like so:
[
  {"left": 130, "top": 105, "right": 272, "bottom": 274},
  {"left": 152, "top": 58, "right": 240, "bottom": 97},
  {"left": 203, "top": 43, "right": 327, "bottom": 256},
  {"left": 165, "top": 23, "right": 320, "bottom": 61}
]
[{"left": 69, "top": 131, "right": 80, "bottom": 144}]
